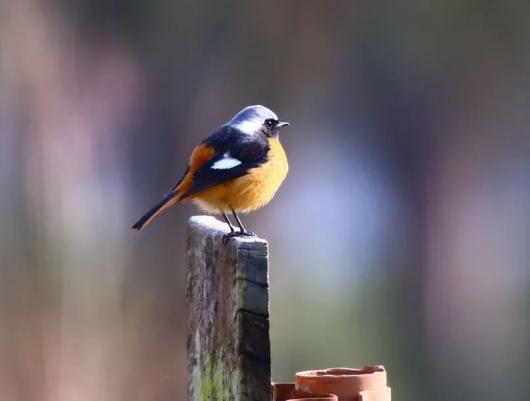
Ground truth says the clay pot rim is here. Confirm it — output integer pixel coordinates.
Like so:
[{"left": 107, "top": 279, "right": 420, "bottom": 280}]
[
  {"left": 296, "top": 366, "right": 385, "bottom": 378},
  {"left": 273, "top": 382, "right": 338, "bottom": 401},
  {"left": 289, "top": 392, "right": 338, "bottom": 401},
  {"left": 293, "top": 390, "right": 338, "bottom": 397}
]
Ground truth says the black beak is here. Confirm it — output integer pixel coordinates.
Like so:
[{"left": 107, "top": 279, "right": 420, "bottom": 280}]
[{"left": 277, "top": 121, "right": 290, "bottom": 128}]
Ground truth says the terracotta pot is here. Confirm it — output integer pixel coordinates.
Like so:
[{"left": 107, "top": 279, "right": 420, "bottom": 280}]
[
  {"left": 272, "top": 382, "right": 338, "bottom": 401},
  {"left": 294, "top": 366, "right": 391, "bottom": 401}
]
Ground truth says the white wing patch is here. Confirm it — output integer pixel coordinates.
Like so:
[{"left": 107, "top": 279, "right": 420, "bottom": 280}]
[{"left": 211, "top": 153, "right": 242, "bottom": 170}]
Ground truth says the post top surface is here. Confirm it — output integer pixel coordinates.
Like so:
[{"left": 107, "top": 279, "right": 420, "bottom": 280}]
[{"left": 188, "top": 215, "right": 268, "bottom": 246}]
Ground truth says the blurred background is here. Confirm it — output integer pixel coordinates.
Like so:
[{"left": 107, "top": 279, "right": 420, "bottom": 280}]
[{"left": 1, "top": 1, "right": 530, "bottom": 400}]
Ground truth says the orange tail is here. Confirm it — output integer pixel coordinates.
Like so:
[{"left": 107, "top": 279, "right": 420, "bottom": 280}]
[{"left": 131, "top": 190, "right": 182, "bottom": 230}]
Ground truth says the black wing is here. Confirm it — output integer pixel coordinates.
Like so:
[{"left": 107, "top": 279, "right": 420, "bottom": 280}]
[{"left": 182, "top": 126, "right": 270, "bottom": 198}]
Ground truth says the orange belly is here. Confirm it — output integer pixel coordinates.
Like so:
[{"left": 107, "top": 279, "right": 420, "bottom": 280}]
[{"left": 190, "top": 137, "right": 288, "bottom": 213}]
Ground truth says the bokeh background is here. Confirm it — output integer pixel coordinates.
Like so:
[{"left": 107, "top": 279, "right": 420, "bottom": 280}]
[{"left": 1, "top": 1, "right": 530, "bottom": 400}]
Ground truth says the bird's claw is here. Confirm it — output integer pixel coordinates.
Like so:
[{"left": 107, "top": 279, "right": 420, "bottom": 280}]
[{"left": 222, "top": 230, "right": 256, "bottom": 244}]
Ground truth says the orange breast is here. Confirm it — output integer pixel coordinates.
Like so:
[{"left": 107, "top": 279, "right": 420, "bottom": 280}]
[{"left": 191, "top": 137, "right": 288, "bottom": 213}]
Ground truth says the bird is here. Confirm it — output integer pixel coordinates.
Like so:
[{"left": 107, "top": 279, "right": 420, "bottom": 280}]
[{"left": 132, "top": 105, "right": 289, "bottom": 240}]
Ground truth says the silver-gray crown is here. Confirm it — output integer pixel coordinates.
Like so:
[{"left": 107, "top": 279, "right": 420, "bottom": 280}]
[
  {"left": 228, "top": 105, "right": 279, "bottom": 135},
  {"left": 230, "top": 105, "right": 278, "bottom": 124}
]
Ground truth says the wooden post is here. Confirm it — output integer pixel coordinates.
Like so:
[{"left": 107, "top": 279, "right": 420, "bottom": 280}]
[{"left": 186, "top": 216, "right": 271, "bottom": 401}]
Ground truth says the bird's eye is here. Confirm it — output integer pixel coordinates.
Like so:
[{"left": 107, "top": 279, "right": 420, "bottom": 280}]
[{"left": 265, "top": 119, "right": 276, "bottom": 128}]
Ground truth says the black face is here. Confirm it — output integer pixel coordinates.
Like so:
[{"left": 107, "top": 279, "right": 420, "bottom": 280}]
[{"left": 263, "top": 118, "right": 279, "bottom": 137}]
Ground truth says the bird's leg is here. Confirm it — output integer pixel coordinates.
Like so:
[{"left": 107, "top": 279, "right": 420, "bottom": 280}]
[
  {"left": 222, "top": 211, "right": 240, "bottom": 243},
  {"left": 222, "top": 209, "right": 255, "bottom": 242},
  {"left": 232, "top": 209, "right": 255, "bottom": 237},
  {"left": 221, "top": 212, "right": 235, "bottom": 233}
]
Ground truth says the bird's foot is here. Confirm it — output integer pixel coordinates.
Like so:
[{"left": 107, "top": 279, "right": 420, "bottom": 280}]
[{"left": 222, "top": 230, "right": 255, "bottom": 244}]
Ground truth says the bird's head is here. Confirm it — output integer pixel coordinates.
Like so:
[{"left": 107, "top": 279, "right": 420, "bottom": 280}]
[{"left": 228, "top": 105, "right": 289, "bottom": 137}]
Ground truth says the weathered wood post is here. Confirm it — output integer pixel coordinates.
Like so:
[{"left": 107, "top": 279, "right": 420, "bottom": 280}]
[{"left": 186, "top": 216, "right": 271, "bottom": 401}]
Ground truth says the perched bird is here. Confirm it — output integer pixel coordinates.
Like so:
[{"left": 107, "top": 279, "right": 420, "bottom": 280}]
[{"left": 132, "top": 105, "right": 289, "bottom": 240}]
